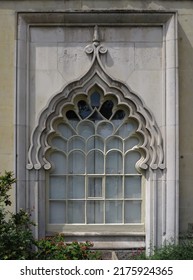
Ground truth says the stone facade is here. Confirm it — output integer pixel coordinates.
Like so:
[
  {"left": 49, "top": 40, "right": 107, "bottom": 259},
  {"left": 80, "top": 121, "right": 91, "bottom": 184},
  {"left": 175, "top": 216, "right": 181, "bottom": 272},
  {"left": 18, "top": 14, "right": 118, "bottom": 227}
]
[{"left": 0, "top": 0, "right": 192, "bottom": 251}]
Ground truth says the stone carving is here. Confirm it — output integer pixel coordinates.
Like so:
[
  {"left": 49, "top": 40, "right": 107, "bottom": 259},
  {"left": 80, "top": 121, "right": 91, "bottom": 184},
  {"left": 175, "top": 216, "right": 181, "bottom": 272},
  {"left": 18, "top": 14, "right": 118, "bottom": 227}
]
[{"left": 27, "top": 25, "right": 165, "bottom": 171}]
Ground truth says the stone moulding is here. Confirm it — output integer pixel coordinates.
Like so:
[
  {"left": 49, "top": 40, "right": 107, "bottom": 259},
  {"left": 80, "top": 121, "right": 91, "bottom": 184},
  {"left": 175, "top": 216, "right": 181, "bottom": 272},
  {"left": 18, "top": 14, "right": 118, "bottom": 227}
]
[{"left": 27, "top": 25, "right": 165, "bottom": 172}]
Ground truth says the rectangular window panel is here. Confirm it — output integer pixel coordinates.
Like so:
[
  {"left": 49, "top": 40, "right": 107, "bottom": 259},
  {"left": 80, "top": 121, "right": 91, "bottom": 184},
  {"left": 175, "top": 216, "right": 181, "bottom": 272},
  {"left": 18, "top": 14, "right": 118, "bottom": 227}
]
[
  {"left": 106, "top": 176, "right": 122, "bottom": 198},
  {"left": 124, "top": 201, "right": 141, "bottom": 223},
  {"left": 49, "top": 176, "right": 66, "bottom": 199},
  {"left": 125, "top": 176, "right": 141, "bottom": 198},
  {"left": 67, "top": 201, "right": 85, "bottom": 223},
  {"left": 49, "top": 201, "right": 66, "bottom": 223},
  {"left": 87, "top": 201, "right": 104, "bottom": 224},
  {"left": 105, "top": 201, "right": 122, "bottom": 223},
  {"left": 68, "top": 176, "right": 85, "bottom": 199},
  {"left": 88, "top": 177, "right": 102, "bottom": 197}
]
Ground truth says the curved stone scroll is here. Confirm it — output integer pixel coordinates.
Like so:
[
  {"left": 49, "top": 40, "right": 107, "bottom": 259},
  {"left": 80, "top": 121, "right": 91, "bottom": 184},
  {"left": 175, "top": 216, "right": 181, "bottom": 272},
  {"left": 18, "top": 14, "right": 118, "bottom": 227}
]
[{"left": 27, "top": 26, "right": 165, "bottom": 171}]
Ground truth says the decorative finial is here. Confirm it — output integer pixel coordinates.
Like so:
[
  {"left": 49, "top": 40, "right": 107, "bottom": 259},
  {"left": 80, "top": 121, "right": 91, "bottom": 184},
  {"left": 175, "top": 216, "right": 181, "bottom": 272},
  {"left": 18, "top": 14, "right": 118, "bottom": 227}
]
[
  {"left": 85, "top": 25, "right": 107, "bottom": 57},
  {"left": 93, "top": 25, "right": 100, "bottom": 46}
]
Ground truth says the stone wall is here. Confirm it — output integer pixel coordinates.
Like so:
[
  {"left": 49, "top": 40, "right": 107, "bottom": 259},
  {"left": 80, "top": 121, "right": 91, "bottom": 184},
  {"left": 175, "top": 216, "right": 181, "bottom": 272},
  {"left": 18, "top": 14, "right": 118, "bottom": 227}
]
[{"left": 0, "top": 0, "right": 193, "bottom": 236}]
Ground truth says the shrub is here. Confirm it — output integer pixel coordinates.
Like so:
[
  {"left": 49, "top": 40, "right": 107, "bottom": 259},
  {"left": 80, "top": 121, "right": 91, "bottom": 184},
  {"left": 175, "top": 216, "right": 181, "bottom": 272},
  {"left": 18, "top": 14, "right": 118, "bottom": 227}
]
[
  {"left": 35, "top": 234, "right": 101, "bottom": 260},
  {"left": 0, "top": 171, "right": 36, "bottom": 260},
  {"left": 129, "top": 238, "right": 193, "bottom": 260}
]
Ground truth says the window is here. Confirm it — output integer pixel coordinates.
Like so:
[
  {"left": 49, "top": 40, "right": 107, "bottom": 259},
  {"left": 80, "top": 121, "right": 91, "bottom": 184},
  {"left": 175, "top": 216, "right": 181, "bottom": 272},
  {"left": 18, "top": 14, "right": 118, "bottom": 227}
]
[{"left": 47, "top": 86, "right": 144, "bottom": 232}]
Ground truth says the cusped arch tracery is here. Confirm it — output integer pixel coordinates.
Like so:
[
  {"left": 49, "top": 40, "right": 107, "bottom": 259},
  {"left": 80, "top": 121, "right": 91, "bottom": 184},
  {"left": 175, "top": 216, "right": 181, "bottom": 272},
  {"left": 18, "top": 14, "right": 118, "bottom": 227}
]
[{"left": 27, "top": 29, "right": 165, "bottom": 171}]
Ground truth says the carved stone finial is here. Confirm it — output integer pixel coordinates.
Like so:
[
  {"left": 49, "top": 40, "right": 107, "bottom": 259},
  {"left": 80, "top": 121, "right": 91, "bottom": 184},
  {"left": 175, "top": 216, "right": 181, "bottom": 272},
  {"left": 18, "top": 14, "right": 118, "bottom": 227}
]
[
  {"left": 85, "top": 25, "right": 107, "bottom": 56},
  {"left": 93, "top": 25, "right": 100, "bottom": 46}
]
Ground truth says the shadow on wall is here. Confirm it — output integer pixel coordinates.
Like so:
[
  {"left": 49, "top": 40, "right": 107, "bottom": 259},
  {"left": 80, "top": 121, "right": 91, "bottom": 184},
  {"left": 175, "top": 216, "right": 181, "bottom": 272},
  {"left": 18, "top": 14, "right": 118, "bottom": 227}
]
[{"left": 178, "top": 22, "right": 193, "bottom": 233}]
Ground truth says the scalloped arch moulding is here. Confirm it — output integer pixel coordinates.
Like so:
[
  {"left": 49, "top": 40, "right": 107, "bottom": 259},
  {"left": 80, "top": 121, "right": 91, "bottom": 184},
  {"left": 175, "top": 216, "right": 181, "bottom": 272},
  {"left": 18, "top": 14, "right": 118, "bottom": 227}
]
[
  {"left": 16, "top": 11, "right": 178, "bottom": 251},
  {"left": 27, "top": 27, "right": 165, "bottom": 172}
]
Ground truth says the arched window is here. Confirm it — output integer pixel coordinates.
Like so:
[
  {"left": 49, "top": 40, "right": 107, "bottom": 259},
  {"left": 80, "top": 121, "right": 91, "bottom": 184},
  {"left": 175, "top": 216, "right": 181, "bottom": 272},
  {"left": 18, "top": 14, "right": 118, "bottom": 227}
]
[{"left": 47, "top": 87, "right": 144, "bottom": 231}]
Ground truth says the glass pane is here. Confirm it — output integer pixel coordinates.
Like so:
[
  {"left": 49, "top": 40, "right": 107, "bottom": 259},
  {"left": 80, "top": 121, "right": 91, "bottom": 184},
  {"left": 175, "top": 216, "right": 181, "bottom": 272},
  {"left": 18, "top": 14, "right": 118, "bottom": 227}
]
[
  {"left": 68, "top": 201, "right": 85, "bottom": 223},
  {"left": 57, "top": 123, "right": 75, "bottom": 139},
  {"left": 125, "top": 137, "right": 139, "bottom": 151},
  {"left": 49, "top": 201, "right": 65, "bottom": 223},
  {"left": 100, "top": 100, "right": 114, "bottom": 119},
  {"left": 105, "top": 201, "right": 122, "bottom": 223},
  {"left": 68, "top": 176, "right": 85, "bottom": 199},
  {"left": 68, "top": 136, "right": 85, "bottom": 152},
  {"left": 50, "top": 152, "right": 67, "bottom": 174},
  {"left": 87, "top": 151, "right": 104, "bottom": 174},
  {"left": 125, "top": 151, "right": 141, "bottom": 174},
  {"left": 106, "top": 151, "right": 122, "bottom": 174},
  {"left": 87, "top": 201, "right": 104, "bottom": 224},
  {"left": 106, "top": 176, "right": 122, "bottom": 198},
  {"left": 77, "top": 121, "right": 95, "bottom": 139},
  {"left": 97, "top": 121, "right": 114, "bottom": 138},
  {"left": 125, "top": 201, "right": 141, "bottom": 223},
  {"left": 125, "top": 176, "right": 141, "bottom": 198},
  {"left": 106, "top": 136, "right": 123, "bottom": 152},
  {"left": 49, "top": 176, "right": 66, "bottom": 199},
  {"left": 51, "top": 136, "right": 67, "bottom": 151},
  {"left": 78, "top": 100, "right": 92, "bottom": 119},
  {"left": 88, "top": 110, "right": 103, "bottom": 121},
  {"left": 112, "top": 109, "right": 125, "bottom": 120},
  {"left": 116, "top": 120, "right": 138, "bottom": 138},
  {"left": 90, "top": 91, "right": 100, "bottom": 108},
  {"left": 66, "top": 110, "right": 79, "bottom": 120},
  {"left": 88, "top": 177, "right": 102, "bottom": 197},
  {"left": 68, "top": 151, "right": 85, "bottom": 174},
  {"left": 87, "top": 136, "right": 104, "bottom": 152}
]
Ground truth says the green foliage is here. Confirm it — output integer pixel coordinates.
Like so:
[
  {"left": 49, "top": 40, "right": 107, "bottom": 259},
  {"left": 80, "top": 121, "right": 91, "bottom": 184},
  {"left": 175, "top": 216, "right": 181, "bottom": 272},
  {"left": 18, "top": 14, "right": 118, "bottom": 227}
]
[
  {"left": 35, "top": 234, "right": 101, "bottom": 260},
  {"left": 130, "top": 238, "right": 193, "bottom": 260},
  {"left": 0, "top": 171, "right": 36, "bottom": 260}
]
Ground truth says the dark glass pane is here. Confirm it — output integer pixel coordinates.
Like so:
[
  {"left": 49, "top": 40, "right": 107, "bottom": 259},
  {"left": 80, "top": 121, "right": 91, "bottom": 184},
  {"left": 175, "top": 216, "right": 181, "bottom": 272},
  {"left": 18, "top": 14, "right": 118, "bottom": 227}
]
[
  {"left": 78, "top": 100, "right": 92, "bottom": 119},
  {"left": 66, "top": 110, "right": 79, "bottom": 120},
  {"left": 88, "top": 111, "right": 103, "bottom": 121},
  {"left": 112, "top": 110, "right": 125, "bottom": 120},
  {"left": 100, "top": 100, "right": 114, "bottom": 119},
  {"left": 90, "top": 92, "right": 101, "bottom": 108}
]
